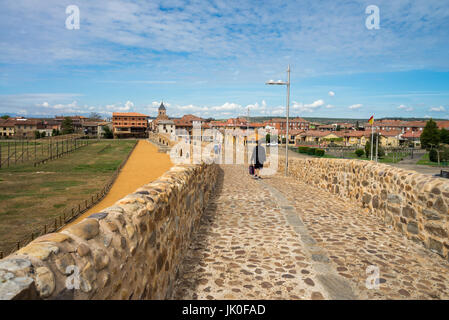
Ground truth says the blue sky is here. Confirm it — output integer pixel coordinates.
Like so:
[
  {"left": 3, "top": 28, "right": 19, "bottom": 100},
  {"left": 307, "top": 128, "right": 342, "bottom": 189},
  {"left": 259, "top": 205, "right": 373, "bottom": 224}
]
[{"left": 0, "top": 0, "right": 448, "bottom": 119}]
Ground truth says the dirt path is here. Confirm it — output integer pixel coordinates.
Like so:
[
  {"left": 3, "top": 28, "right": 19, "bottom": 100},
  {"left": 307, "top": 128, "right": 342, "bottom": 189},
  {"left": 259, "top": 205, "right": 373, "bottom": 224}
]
[{"left": 62, "top": 140, "right": 172, "bottom": 229}]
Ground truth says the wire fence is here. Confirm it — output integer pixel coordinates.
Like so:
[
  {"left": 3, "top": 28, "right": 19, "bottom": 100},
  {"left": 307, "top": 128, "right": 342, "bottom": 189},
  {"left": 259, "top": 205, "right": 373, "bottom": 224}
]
[
  {"left": 0, "top": 134, "right": 88, "bottom": 169},
  {"left": 0, "top": 140, "right": 138, "bottom": 259}
]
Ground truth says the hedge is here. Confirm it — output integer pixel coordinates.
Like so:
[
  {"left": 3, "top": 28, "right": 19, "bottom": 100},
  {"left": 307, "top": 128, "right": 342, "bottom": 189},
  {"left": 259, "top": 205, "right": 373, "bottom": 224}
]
[
  {"left": 315, "top": 149, "right": 325, "bottom": 157},
  {"left": 298, "top": 146, "right": 310, "bottom": 153},
  {"left": 307, "top": 147, "right": 316, "bottom": 155}
]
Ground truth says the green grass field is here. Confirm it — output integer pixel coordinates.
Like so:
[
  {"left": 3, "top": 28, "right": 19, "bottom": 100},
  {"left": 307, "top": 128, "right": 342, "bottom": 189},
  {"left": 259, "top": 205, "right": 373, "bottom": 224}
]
[
  {"left": 416, "top": 153, "right": 449, "bottom": 167},
  {"left": 0, "top": 135, "right": 86, "bottom": 169},
  {"left": 292, "top": 147, "right": 410, "bottom": 163},
  {"left": 0, "top": 139, "right": 136, "bottom": 255}
]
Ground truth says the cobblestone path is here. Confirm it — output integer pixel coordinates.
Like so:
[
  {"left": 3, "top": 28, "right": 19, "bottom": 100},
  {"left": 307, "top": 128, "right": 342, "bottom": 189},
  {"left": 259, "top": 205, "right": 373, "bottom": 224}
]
[{"left": 172, "top": 165, "right": 449, "bottom": 300}]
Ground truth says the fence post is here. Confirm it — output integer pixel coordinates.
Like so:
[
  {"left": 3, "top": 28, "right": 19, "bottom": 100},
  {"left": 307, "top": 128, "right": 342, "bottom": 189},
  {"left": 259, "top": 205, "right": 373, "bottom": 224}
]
[
  {"left": 44, "top": 224, "right": 47, "bottom": 234},
  {"left": 0, "top": 251, "right": 3, "bottom": 259},
  {"left": 54, "top": 218, "right": 57, "bottom": 231},
  {"left": 17, "top": 241, "right": 20, "bottom": 250}
]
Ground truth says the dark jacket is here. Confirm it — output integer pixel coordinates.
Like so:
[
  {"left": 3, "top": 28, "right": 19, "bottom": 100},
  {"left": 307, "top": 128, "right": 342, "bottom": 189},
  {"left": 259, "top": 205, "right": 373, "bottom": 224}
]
[{"left": 251, "top": 145, "right": 266, "bottom": 165}]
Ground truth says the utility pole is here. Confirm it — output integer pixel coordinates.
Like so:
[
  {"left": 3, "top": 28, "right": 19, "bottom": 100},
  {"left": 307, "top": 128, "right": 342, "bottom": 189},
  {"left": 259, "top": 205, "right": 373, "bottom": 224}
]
[
  {"left": 286, "top": 65, "right": 290, "bottom": 176},
  {"left": 266, "top": 64, "right": 291, "bottom": 176},
  {"left": 375, "top": 127, "right": 379, "bottom": 162}
]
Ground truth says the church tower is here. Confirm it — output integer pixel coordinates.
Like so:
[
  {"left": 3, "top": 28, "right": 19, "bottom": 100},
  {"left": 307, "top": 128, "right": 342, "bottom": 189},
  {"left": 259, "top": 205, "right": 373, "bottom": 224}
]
[{"left": 158, "top": 102, "right": 167, "bottom": 119}]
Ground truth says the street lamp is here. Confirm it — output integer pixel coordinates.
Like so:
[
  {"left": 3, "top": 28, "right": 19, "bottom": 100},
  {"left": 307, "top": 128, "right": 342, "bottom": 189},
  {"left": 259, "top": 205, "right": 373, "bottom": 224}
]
[{"left": 266, "top": 65, "right": 291, "bottom": 176}]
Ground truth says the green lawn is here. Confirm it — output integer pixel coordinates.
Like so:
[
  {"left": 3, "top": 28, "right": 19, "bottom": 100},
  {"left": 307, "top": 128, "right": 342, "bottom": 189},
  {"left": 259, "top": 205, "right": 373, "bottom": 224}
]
[
  {"left": 292, "top": 147, "right": 409, "bottom": 163},
  {"left": 0, "top": 139, "right": 136, "bottom": 255},
  {"left": 416, "top": 153, "right": 449, "bottom": 167}
]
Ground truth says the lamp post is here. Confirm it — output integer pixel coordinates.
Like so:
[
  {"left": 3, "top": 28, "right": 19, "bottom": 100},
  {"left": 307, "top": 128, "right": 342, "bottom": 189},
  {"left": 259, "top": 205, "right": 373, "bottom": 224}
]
[{"left": 266, "top": 65, "right": 291, "bottom": 176}]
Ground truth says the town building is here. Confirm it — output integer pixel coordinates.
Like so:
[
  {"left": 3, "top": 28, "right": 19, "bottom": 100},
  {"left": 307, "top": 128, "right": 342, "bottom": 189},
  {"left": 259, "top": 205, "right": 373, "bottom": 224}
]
[
  {"left": 54, "top": 116, "right": 88, "bottom": 132},
  {"left": 296, "top": 130, "right": 342, "bottom": 146},
  {"left": 0, "top": 119, "right": 15, "bottom": 137},
  {"left": 97, "top": 122, "right": 113, "bottom": 139},
  {"left": 112, "top": 112, "right": 149, "bottom": 138},
  {"left": 14, "top": 118, "right": 41, "bottom": 138},
  {"left": 266, "top": 117, "right": 309, "bottom": 131}
]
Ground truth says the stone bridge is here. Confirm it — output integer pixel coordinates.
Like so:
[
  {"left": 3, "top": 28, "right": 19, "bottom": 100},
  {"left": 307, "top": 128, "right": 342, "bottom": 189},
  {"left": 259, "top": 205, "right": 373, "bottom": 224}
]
[{"left": 1, "top": 157, "right": 449, "bottom": 300}]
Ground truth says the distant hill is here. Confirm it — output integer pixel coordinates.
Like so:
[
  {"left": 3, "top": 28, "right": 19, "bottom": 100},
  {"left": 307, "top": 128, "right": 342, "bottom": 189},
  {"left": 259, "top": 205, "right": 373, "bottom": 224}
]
[{"left": 238, "top": 116, "right": 449, "bottom": 125}]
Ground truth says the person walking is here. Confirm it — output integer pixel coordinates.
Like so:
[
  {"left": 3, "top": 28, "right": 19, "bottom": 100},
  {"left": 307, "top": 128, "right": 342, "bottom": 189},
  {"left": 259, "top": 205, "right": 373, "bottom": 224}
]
[{"left": 250, "top": 139, "right": 266, "bottom": 179}]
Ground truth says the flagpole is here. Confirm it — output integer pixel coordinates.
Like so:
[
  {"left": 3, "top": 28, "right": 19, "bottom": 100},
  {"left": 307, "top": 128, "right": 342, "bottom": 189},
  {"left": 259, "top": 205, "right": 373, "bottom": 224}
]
[
  {"left": 370, "top": 122, "right": 374, "bottom": 161},
  {"left": 375, "top": 127, "right": 379, "bottom": 162}
]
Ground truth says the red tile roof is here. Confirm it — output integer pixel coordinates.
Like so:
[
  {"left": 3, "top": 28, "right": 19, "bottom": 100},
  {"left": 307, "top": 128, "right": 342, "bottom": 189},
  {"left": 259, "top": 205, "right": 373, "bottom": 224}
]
[
  {"left": 379, "top": 129, "right": 402, "bottom": 137},
  {"left": 112, "top": 112, "right": 148, "bottom": 117},
  {"left": 299, "top": 130, "right": 338, "bottom": 137},
  {"left": 338, "top": 130, "right": 370, "bottom": 137},
  {"left": 402, "top": 131, "right": 422, "bottom": 138}
]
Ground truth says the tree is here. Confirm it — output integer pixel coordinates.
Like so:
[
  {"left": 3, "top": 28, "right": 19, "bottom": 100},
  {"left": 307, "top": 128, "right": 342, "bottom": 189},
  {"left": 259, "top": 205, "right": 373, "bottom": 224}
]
[
  {"left": 440, "top": 128, "right": 449, "bottom": 145},
  {"left": 34, "top": 131, "right": 41, "bottom": 139},
  {"left": 89, "top": 112, "right": 102, "bottom": 121},
  {"left": 336, "top": 124, "right": 341, "bottom": 131},
  {"left": 355, "top": 121, "right": 360, "bottom": 130},
  {"left": 421, "top": 119, "right": 440, "bottom": 150},
  {"left": 102, "top": 125, "right": 113, "bottom": 139},
  {"left": 1, "top": 115, "right": 10, "bottom": 120},
  {"left": 61, "top": 117, "right": 74, "bottom": 135},
  {"left": 266, "top": 133, "right": 270, "bottom": 144},
  {"left": 52, "top": 128, "right": 60, "bottom": 136},
  {"left": 355, "top": 149, "right": 364, "bottom": 157},
  {"left": 40, "top": 131, "right": 47, "bottom": 138}
]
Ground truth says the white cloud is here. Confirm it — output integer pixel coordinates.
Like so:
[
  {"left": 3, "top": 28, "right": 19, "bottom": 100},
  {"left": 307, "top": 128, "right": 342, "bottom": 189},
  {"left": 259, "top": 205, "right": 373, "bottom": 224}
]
[
  {"left": 397, "top": 104, "right": 414, "bottom": 111},
  {"left": 211, "top": 102, "right": 242, "bottom": 111},
  {"left": 291, "top": 99, "right": 325, "bottom": 113},
  {"left": 37, "top": 102, "right": 49, "bottom": 107},
  {"left": 348, "top": 104, "right": 362, "bottom": 110},
  {"left": 328, "top": 91, "right": 335, "bottom": 97},
  {"left": 429, "top": 106, "right": 445, "bottom": 112},
  {"left": 306, "top": 100, "right": 325, "bottom": 108},
  {"left": 325, "top": 104, "right": 335, "bottom": 109},
  {"left": 124, "top": 101, "right": 134, "bottom": 110}
]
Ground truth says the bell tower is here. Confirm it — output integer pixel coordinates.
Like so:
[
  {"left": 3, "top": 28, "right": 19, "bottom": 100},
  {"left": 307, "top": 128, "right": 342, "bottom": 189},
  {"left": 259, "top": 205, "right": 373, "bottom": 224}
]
[{"left": 158, "top": 101, "right": 167, "bottom": 118}]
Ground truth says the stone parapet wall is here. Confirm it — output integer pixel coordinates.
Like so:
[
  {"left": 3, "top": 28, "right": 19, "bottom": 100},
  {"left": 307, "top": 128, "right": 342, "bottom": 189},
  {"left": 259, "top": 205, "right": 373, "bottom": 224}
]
[
  {"left": 279, "top": 158, "right": 449, "bottom": 260},
  {"left": 0, "top": 163, "right": 218, "bottom": 300},
  {"left": 148, "top": 132, "right": 177, "bottom": 148}
]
